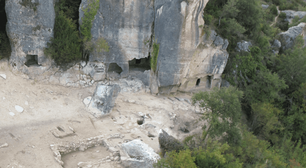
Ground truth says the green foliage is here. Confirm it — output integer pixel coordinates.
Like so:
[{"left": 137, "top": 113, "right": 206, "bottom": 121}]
[
  {"left": 203, "top": 14, "right": 213, "bottom": 26},
  {"left": 80, "top": 0, "right": 100, "bottom": 42},
  {"left": 154, "top": 149, "right": 197, "bottom": 168},
  {"left": 44, "top": 10, "right": 82, "bottom": 64},
  {"left": 192, "top": 87, "right": 243, "bottom": 144},
  {"left": 194, "top": 139, "right": 242, "bottom": 168},
  {"left": 151, "top": 42, "right": 160, "bottom": 73},
  {"left": 95, "top": 37, "right": 110, "bottom": 52}
]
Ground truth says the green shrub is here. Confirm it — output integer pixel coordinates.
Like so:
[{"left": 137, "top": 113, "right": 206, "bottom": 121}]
[
  {"left": 151, "top": 42, "right": 160, "bottom": 73},
  {"left": 154, "top": 149, "right": 197, "bottom": 168},
  {"left": 80, "top": 0, "right": 100, "bottom": 42},
  {"left": 44, "top": 10, "right": 82, "bottom": 64},
  {"left": 204, "top": 14, "right": 213, "bottom": 26}
]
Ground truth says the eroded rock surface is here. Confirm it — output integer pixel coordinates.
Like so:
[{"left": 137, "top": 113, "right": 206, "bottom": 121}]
[
  {"left": 6, "top": 0, "right": 55, "bottom": 70},
  {"left": 121, "top": 139, "right": 160, "bottom": 168},
  {"left": 88, "top": 84, "right": 120, "bottom": 117},
  {"left": 279, "top": 22, "right": 306, "bottom": 50}
]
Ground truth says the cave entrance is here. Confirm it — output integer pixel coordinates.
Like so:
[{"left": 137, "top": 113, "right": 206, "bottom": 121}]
[
  {"left": 25, "top": 55, "right": 39, "bottom": 67},
  {"left": 0, "top": 0, "right": 11, "bottom": 59},
  {"left": 108, "top": 63, "right": 123, "bottom": 74},
  {"left": 196, "top": 79, "right": 201, "bottom": 86},
  {"left": 128, "top": 57, "right": 151, "bottom": 73},
  {"left": 207, "top": 75, "right": 212, "bottom": 88}
]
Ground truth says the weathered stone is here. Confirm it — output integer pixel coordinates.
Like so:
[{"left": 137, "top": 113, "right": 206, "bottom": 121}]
[
  {"left": 6, "top": 0, "right": 55, "bottom": 69},
  {"left": 0, "top": 74, "right": 6, "bottom": 79},
  {"left": 282, "top": 10, "right": 306, "bottom": 23},
  {"left": 0, "top": 143, "right": 9, "bottom": 149},
  {"left": 279, "top": 23, "right": 306, "bottom": 50},
  {"left": 121, "top": 139, "right": 160, "bottom": 168},
  {"left": 83, "top": 96, "right": 92, "bottom": 107},
  {"left": 158, "top": 130, "right": 184, "bottom": 154},
  {"left": 262, "top": 4, "right": 269, "bottom": 9},
  {"left": 79, "top": 0, "right": 154, "bottom": 76},
  {"left": 236, "top": 41, "right": 252, "bottom": 52},
  {"left": 88, "top": 84, "right": 120, "bottom": 117},
  {"left": 15, "top": 105, "right": 24, "bottom": 113}
]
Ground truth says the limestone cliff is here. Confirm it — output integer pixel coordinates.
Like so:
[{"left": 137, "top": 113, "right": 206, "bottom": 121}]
[
  {"left": 5, "top": 0, "right": 230, "bottom": 93},
  {"left": 80, "top": 0, "right": 229, "bottom": 93},
  {"left": 6, "top": 0, "right": 55, "bottom": 71}
]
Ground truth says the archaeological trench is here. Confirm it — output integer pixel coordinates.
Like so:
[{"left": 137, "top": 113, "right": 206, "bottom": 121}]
[{"left": 0, "top": 0, "right": 303, "bottom": 168}]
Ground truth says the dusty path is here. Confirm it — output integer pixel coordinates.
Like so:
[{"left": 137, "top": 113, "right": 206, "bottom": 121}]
[
  {"left": 270, "top": 6, "right": 280, "bottom": 26},
  {"left": 0, "top": 61, "right": 199, "bottom": 168}
]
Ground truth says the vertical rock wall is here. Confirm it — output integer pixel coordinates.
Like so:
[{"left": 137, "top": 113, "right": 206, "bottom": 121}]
[
  {"left": 6, "top": 0, "right": 55, "bottom": 70},
  {"left": 80, "top": 0, "right": 155, "bottom": 77}
]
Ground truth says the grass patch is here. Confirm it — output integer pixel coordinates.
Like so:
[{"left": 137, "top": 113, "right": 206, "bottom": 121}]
[
  {"left": 19, "top": 0, "right": 39, "bottom": 12},
  {"left": 151, "top": 42, "right": 160, "bottom": 73}
]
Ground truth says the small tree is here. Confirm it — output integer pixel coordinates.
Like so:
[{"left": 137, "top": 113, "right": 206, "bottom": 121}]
[{"left": 192, "top": 86, "right": 243, "bottom": 144}]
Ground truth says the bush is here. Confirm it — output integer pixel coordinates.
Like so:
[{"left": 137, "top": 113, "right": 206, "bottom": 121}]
[
  {"left": 154, "top": 149, "right": 197, "bottom": 168},
  {"left": 151, "top": 42, "right": 160, "bottom": 73},
  {"left": 44, "top": 10, "right": 82, "bottom": 65},
  {"left": 204, "top": 14, "right": 213, "bottom": 26}
]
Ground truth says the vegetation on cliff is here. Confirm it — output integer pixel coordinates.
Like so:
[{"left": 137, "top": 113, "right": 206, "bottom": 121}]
[{"left": 156, "top": 0, "right": 306, "bottom": 167}]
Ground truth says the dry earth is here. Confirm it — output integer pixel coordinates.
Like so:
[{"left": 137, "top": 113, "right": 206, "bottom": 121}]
[{"left": 0, "top": 61, "right": 201, "bottom": 168}]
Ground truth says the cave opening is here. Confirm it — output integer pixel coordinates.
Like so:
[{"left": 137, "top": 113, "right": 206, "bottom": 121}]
[
  {"left": 196, "top": 79, "right": 201, "bottom": 86},
  {"left": 0, "top": 0, "right": 11, "bottom": 59},
  {"left": 207, "top": 75, "right": 212, "bottom": 88},
  {"left": 108, "top": 63, "right": 123, "bottom": 74},
  {"left": 128, "top": 57, "right": 151, "bottom": 73},
  {"left": 25, "top": 55, "right": 39, "bottom": 67}
]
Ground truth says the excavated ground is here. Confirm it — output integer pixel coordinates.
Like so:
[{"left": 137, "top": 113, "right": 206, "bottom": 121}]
[{"left": 0, "top": 60, "right": 202, "bottom": 168}]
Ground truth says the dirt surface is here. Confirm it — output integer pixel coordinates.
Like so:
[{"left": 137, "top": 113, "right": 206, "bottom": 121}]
[{"left": 0, "top": 61, "right": 200, "bottom": 168}]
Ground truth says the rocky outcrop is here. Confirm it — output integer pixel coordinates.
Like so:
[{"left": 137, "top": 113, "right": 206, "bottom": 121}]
[
  {"left": 5, "top": 0, "right": 55, "bottom": 70},
  {"left": 236, "top": 41, "right": 252, "bottom": 52},
  {"left": 5, "top": 0, "right": 229, "bottom": 93},
  {"left": 88, "top": 84, "right": 120, "bottom": 117},
  {"left": 121, "top": 139, "right": 160, "bottom": 168},
  {"left": 158, "top": 130, "right": 184, "bottom": 154},
  {"left": 282, "top": 10, "right": 306, "bottom": 23},
  {"left": 79, "top": 0, "right": 154, "bottom": 77},
  {"left": 279, "top": 22, "right": 306, "bottom": 50}
]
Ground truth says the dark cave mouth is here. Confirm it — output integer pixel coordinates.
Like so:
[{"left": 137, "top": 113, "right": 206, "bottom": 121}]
[
  {"left": 128, "top": 57, "right": 151, "bottom": 73},
  {"left": 0, "top": 0, "right": 11, "bottom": 59}
]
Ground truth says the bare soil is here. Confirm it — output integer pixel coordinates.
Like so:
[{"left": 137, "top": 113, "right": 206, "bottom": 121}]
[{"left": 0, "top": 61, "right": 199, "bottom": 168}]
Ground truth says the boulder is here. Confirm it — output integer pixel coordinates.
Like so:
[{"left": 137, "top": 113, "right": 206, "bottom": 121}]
[
  {"left": 236, "top": 41, "right": 252, "bottom": 52},
  {"left": 88, "top": 84, "right": 120, "bottom": 117},
  {"left": 121, "top": 139, "right": 160, "bottom": 168},
  {"left": 262, "top": 4, "right": 269, "bottom": 9},
  {"left": 158, "top": 130, "right": 184, "bottom": 154},
  {"left": 0, "top": 74, "right": 6, "bottom": 79},
  {"left": 271, "top": 39, "right": 282, "bottom": 54},
  {"left": 279, "top": 23, "right": 306, "bottom": 50}
]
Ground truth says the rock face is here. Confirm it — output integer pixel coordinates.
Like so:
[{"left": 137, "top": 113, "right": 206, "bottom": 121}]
[
  {"left": 88, "top": 84, "right": 120, "bottom": 117},
  {"left": 282, "top": 10, "right": 306, "bottom": 23},
  {"left": 79, "top": 0, "right": 154, "bottom": 77},
  {"left": 121, "top": 139, "right": 160, "bottom": 168},
  {"left": 5, "top": 0, "right": 229, "bottom": 93},
  {"left": 79, "top": 0, "right": 228, "bottom": 93},
  {"left": 279, "top": 23, "right": 306, "bottom": 50},
  {"left": 5, "top": 0, "right": 55, "bottom": 70}
]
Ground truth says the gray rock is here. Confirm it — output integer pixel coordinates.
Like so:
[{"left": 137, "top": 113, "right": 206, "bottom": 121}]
[
  {"left": 0, "top": 143, "right": 9, "bottom": 149},
  {"left": 15, "top": 105, "right": 24, "bottom": 113},
  {"left": 83, "top": 97, "right": 92, "bottom": 107},
  {"left": 0, "top": 74, "right": 6, "bottom": 79},
  {"left": 262, "top": 4, "right": 269, "bottom": 9},
  {"left": 282, "top": 10, "right": 306, "bottom": 23},
  {"left": 236, "top": 41, "right": 252, "bottom": 52},
  {"left": 121, "top": 139, "right": 160, "bottom": 168},
  {"left": 79, "top": 0, "right": 154, "bottom": 76},
  {"left": 279, "top": 23, "right": 306, "bottom": 50},
  {"left": 158, "top": 130, "right": 184, "bottom": 154},
  {"left": 6, "top": 0, "right": 55, "bottom": 69},
  {"left": 221, "top": 79, "right": 231, "bottom": 88},
  {"left": 88, "top": 84, "right": 120, "bottom": 117},
  {"left": 214, "top": 36, "right": 225, "bottom": 47},
  {"left": 272, "top": 39, "right": 282, "bottom": 49}
]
